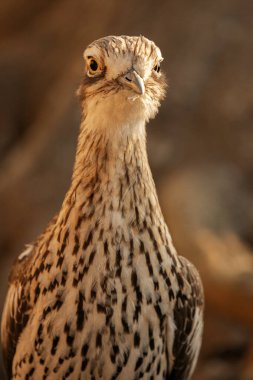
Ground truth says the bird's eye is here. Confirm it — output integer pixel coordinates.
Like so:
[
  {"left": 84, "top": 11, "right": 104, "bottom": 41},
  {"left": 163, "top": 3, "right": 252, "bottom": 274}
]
[
  {"left": 87, "top": 57, "right": 101, "bottom": 76},
  {"left": 89, "top": 59, "right": 98, "bottom": 72},
  {"left": 153, "top": 63, "right": 161, "bottom": 73}
]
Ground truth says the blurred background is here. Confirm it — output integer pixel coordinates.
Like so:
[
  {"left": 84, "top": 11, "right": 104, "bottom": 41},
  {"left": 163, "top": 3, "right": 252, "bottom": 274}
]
[{"left": 0, "top": 0, "right": 253, "bottom": 379}]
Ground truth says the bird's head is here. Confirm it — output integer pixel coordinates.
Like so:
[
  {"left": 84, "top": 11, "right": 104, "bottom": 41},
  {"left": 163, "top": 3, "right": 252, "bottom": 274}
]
[{"left": 78, "top": 35, "right": 167, "bottom": 130}]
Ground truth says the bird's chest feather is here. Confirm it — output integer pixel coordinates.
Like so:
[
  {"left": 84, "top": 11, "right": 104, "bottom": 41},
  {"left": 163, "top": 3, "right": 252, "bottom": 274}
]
[{"left": 13, "top": 210, "right": 178, "bottom": 379}]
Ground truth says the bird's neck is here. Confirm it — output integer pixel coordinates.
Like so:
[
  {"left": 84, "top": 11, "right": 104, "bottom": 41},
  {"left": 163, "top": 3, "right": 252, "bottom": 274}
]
[
  {"left": 58, "top": 116, "right": 163, "bottom": 231},
  {"left": 72, "top": 116, "right": 148, "bottom": 188}
]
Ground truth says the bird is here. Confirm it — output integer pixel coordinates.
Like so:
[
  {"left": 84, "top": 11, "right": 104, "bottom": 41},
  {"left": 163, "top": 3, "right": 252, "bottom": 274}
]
[{"left": 1, "top": 35, "right": 204, "bottom": 380}]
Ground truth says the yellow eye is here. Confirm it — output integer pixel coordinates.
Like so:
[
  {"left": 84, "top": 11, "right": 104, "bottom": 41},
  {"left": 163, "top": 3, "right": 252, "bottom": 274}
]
[{"left": 87, "top": 57, "right": 101, "bottom": 76}]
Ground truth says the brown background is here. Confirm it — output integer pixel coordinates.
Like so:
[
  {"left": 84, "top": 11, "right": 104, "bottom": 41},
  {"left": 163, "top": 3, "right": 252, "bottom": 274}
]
[{"left": 0, "top": 1, "right": 253, "bottom": 379}]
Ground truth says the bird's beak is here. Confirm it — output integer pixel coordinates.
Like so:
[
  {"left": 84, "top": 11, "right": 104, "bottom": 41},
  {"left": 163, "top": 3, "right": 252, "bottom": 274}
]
[{"left": 121, "top": 69, "right": 145, "bottom": 95}]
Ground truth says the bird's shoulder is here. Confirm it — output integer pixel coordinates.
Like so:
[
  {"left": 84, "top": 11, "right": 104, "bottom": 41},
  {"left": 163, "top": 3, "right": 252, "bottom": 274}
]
[
  {"left": 1, "top": 215, "right": 58, "bottom": 378},
  {"left": 9, "top": 244, "right": 34, "bottom": 282},
  {"left": 168, "top": 255, "right": 204, "bottom": 380},
  {"left": 1, "top": 243, "right": 35, "bottom": 378},
  {"left": 177, "top": 255, "right": 204, "bottom": 305}
]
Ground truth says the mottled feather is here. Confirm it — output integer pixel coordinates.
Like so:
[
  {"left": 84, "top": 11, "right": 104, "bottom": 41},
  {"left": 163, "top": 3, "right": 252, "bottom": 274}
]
[{"left": 1, "top": 35, "right": 204, "bottom": 380}]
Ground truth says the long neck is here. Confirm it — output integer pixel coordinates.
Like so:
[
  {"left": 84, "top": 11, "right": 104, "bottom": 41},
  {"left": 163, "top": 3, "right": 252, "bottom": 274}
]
[{"left": 57, "top": 116, "right": 164, "bottom": 233}]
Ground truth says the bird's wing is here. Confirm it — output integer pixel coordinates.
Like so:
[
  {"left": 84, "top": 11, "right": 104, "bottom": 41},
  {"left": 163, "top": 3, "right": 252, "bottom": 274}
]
[
  {"left": 1, "top": 245, "right": 33, "bottom": 378},
  {"left": 168, "top": 256, "right": 204, "bottom": 380}
]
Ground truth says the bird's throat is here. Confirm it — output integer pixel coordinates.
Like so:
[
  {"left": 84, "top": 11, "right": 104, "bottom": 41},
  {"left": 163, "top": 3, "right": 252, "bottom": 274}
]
[{"left": 59, "top": 118, "right": 161, "bottom": 231}]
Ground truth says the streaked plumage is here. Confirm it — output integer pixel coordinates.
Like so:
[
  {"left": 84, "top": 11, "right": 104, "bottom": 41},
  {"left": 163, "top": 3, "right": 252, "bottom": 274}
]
[{"left": 1, "top": 35, "right": 204, "bottom": 380}]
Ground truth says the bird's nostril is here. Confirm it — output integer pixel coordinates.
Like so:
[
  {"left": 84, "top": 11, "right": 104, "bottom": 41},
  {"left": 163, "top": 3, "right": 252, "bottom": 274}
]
[{"left": 125, "top": 76, "right": 132, "bottom": 82}]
